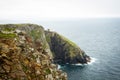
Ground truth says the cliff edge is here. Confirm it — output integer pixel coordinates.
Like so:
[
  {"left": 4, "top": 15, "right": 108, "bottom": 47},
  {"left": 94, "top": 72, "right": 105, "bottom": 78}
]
[
  {"left": 0, "top": 23, "right": 90, "bottom": 79},
  {"left": 0, "top": 24, "right": 67, "bottom": 80},
  {"left": 45, "top": 31, "right": 91, "bottom": 64}
]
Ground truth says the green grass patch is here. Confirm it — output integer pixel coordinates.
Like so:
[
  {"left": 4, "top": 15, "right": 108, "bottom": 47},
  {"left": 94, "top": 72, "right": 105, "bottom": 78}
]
[
  {"left": 45, "top": 68, "right": 51, "bottom": 75},
  {"left": 59, "top": 34, "right": 77, "bottom": 47},
  {"left": 3, "top": 27, "right": 15, "bottom": 32},
  {"left": 0, "top": 32, "right": 16, "bottom": 38}
]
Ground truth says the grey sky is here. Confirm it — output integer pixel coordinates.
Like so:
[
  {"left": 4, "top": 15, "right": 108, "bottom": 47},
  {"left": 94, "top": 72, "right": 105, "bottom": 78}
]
[{"left": 0, "top": 0, "right": 120, "bottom": 20}]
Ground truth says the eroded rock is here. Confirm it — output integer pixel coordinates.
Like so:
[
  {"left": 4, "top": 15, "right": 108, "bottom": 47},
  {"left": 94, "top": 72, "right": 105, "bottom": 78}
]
[
  {"left": 45, "top": 31, "right": 91, "bottom": 64},
  {"left": 0, "top": 24, "right": 67, "bottom": 80}
]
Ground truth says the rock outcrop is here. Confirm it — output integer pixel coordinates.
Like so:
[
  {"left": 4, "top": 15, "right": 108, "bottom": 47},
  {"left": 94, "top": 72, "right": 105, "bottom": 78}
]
[
  {"left": 0, "top": 24, "right": 67, "bottom": 80},
  {"left": 0, "top": 23, "right": 91, "bottom": 79},
  {"left": 45, "top": 31, "right": 91, "bottom": 64}
]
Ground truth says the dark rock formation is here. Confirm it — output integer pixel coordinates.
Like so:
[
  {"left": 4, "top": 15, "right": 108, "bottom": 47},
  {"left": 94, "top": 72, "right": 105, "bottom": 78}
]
[
  {"left": 0, "top": 24, "right": 67, "bottom": 80},
  {"left": 45, "top": 31, "right": 91, "bottom": 64}
]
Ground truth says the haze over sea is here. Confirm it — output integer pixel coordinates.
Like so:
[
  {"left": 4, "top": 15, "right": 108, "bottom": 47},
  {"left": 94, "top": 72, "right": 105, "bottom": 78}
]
[
  {"left": 0, "top": 18, "right": 120, "bottom": 80},
  {"left": 40, "top": 18, "right": 120, "bottom": 80}
]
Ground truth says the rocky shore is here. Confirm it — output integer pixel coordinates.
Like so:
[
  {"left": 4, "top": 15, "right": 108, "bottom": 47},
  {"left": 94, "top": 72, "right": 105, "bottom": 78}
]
[{"left": 0, "top": 24, "right": 90, "bottom": 80}]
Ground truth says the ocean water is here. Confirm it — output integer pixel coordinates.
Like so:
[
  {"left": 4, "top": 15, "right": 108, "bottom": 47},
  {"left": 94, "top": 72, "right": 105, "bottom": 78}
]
[
  {"left": 40, "top": 18, "right": 120, "bottom": 80},
  {"left": 1, "top": 18, "right": 120, "bottom": 80}
]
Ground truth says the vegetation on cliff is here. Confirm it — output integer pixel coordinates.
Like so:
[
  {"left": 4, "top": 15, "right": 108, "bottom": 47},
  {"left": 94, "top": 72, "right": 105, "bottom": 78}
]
[
  {"left": 0, "top": 23, "right": 91, "bottom": 79},
  {"left": 0, "top": 24, "right": 67, "bottom": 80},
  {"left": 45, "top": 31, "right": 91, "bottom": 64}
]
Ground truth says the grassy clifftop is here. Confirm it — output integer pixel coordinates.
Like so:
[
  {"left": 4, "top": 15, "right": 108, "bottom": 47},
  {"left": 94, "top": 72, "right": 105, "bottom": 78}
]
[{"left": 0, "top": 24, "right": 52, "bottom": 58}]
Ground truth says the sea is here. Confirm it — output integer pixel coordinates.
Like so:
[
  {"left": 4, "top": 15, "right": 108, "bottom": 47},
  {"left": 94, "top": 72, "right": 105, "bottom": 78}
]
[
  {"left": 39, "top": 18, "right": 120, "bottom": 80},
  {"left": 1, "top": 18, "right": 120, "bottom": 80}
]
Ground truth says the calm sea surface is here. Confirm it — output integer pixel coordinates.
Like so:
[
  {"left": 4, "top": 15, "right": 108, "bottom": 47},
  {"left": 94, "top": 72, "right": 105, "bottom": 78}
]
[{"left": 40, "top": 18, "right": 120, "bottom": 80}]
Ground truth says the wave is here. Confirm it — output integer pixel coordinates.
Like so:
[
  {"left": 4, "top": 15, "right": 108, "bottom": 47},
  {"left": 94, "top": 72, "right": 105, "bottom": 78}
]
[
  {"left": 71, "top": 57, "right": 97, "bottom": 66},
  {"left": 57, "top": 64, "right": 61, "bottom": 69},
  {"left": 71, "top": 63, "right": 83, "bottom": 66},
  {"left": 57, "top": 57, "right": 97, "bottom": 69},
  {"left": 87, "top": 57, "right": 97, "bottom": 65}
]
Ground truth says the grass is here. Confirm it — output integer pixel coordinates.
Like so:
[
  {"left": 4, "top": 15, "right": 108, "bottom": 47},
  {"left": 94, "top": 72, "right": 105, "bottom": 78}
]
[
  {"left": 45, "top": 32, "right": 79, "bottom": 58},
  {"left": 0, "top": 32, "right": 16, "bottom": 38},
  {"left": 59, "top": 34, "right": 78, "bottom": 47},
  {"left": 45, "top": 68, "right": 51, "bottom": 75},
  {"left": 3, "top": 27, "right": 15, "bottom": 32},
  {"left": 58, "top": 34, "right": 80, "bottom": 58}
]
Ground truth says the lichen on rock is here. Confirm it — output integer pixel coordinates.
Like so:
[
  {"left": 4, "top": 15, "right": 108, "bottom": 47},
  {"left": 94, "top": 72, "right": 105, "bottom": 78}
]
[
  {"left": 0, "top": 23, "right": 91, "bottom": 79},
  {"left": 0, "top": 24, "right": 67, "bottom": 80}
]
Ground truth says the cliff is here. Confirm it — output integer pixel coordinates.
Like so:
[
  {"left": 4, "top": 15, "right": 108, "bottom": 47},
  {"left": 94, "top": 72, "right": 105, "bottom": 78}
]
[
  {"left": 0, "top": 23, "right": 90, "bottom": 79},
  {"left": 0, "top": 24, "right": 67, "bottom": 80},
  {"left": 45, "top": 31, "right": 91, "bottom": 64}
]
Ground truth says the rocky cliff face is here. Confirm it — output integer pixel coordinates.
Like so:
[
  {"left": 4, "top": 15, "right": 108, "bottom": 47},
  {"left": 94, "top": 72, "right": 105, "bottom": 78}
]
[
  {"left": 45, "top": 31, "right": 91, "bottom": 64},
  {"left": 0, "top": 23, "right": 90, "bottom": 79},
  {"left": 0, "top": 24, "right": 67, "bottom": 80}
]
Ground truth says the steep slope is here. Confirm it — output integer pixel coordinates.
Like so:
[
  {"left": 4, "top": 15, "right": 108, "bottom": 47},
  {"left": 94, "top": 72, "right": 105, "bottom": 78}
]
[
  {"left": 0, "top": 24, "right": 67, "bottom": 80},
  {"left": 45, "top": 31, "right": 91, "bottom": 64}
]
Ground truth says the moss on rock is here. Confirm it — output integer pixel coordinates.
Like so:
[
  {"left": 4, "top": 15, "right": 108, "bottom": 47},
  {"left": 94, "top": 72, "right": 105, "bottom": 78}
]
[
  {"left": 0, "top": 32, "right": 16, "bottom": 38},
  {"left": 45, "top": 31, "right": 91, "bottom": 64},
  {"left": 0, "top": 24, "right": 67, "bottom": 80}
]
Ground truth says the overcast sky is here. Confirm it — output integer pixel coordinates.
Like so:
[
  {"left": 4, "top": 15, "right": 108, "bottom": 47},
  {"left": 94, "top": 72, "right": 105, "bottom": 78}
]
[{"left": 0, "top": 0, "right": 120, "bottom": 20}]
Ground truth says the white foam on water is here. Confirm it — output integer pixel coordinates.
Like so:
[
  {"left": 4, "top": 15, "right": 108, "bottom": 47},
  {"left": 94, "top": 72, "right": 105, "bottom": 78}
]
[
  {"left": 87, "top": 57, "right": 97, "bottom": 65},
  {"left": 69, "top": 57, "right": 97, "bottom": 66},
  {"left": 71, "top": 63, "right": 83, "bottom": 66},
  {"left": 57, "top": 57, "right": 97, "bottom": 69},
  {"left": 57, "top": 65, "right": 61, "bottom": 69}
]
